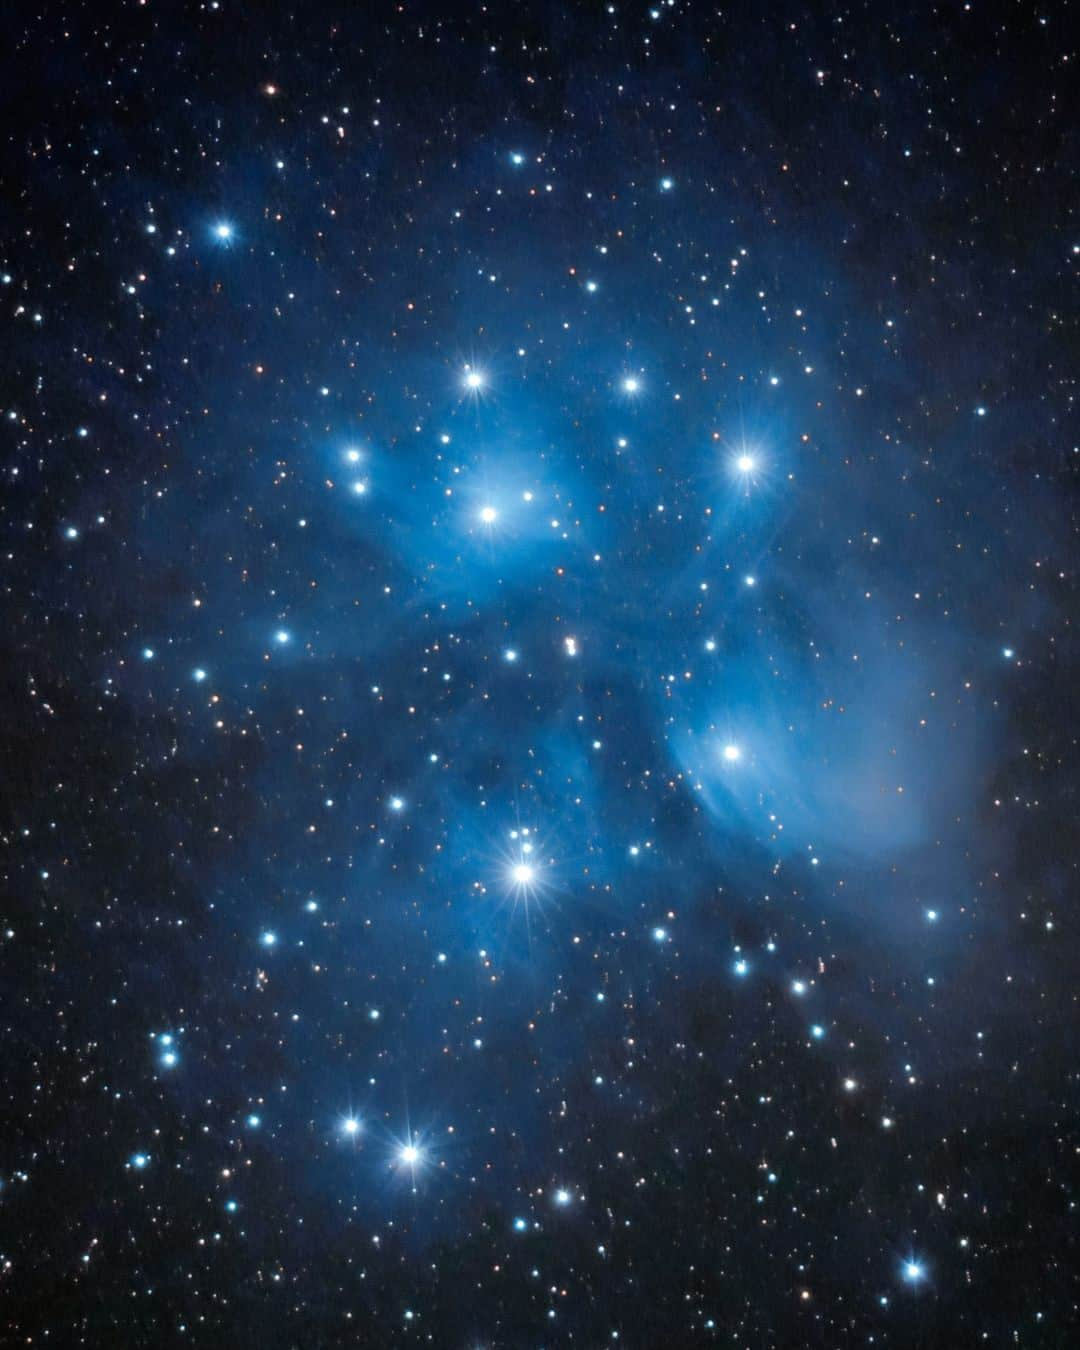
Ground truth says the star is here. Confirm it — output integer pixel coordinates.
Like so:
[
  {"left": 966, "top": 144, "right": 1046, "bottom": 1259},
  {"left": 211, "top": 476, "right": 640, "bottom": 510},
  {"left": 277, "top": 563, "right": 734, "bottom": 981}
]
[{"left": 722, "top": 744, "right": 742, "bottom": 762}]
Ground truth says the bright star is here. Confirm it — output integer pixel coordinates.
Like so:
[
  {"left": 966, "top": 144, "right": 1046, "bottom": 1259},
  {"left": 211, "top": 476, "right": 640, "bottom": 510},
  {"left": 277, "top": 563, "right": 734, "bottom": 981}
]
[
  {"left": 512, "top": 862, "right": 535, "bottom": 885},
  {"left": 480, "top": 505, "right": 498, "bottom": 524},
  {"left": 389, "top": 796, "right": 405, "bottom": 812},
  {"left": 510, "top": 151, "right": 525, "bottom": 165},
  {"left": 274, "top": 629, "right": 290, "bottom": 645},
  {"left": 513, "top": 1217, "right": 528, "bottom": 1232},
  {"left": 130, "top": 1153, "right": 149, "bottom": 1170},
  {"left": 659, "top": 177, "right": 674, "bottom": 191},
  {"left": 792, "top": 980, "right": 807, "bottom": 996},
  {"left": 735, "top": 452, "right": 756, "bottom": 473},
  {"left": 553, "top": 1188, "right": 572, "bottom": 1206},
  {"left": 503, "top": 648, "right": 519, "bottom": 662},
  {"left": 622, "top": 376, "right": 641, "bottom": 394},
  {"left": 722, "top": 744, "right": 741, "bottom": 762},
  {"left": 260, "top": 931, "right": 277, "bottom": 948},
  {"left": 213, "top": 222, "right": 234, "bottom": 241},
  {"left": 902, "top": 1260, "right": 926, "bottom": 1284},
  {"left": 733, "top": 958, "right": 749, "bottom": 976},
  {"left": 160, "top": 1049, "right": 178, "bottom": 1068},
  {"left": 193, "top": 668, "right": 207, "bottom": 682},
  {"left": 810, "top": 1024, "right": 825, "bottom": 1040},
  {"left": 342, "top": 1117, "right": 361, "bottom": 1136},
  {"left": 463, "top": 368, "right": 484, "bottom": 390},
  {"left": 399, "top": 1142, "right": 421, "bottom": 1165},
  {"left": 345, "top": 447, "right": 361, "bottom": 463},
  {"left": 652, "top": 926, "right": 668, "bottom": 942},
  {"left": 246, "top": 1114, "right": 261, "bottom": 1128}
]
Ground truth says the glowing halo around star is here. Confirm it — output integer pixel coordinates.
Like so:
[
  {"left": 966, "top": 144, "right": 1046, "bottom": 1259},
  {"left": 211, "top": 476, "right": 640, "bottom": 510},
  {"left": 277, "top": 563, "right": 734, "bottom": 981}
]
[
  {"left": 730, "top": 445, "right": 762, "bottom": 478},
  {"left": 461, "top": 365, "right": 486, "bottom": 394},
  {"left": 392, "top": 1134, "right": 430, "bottom": 1187}
]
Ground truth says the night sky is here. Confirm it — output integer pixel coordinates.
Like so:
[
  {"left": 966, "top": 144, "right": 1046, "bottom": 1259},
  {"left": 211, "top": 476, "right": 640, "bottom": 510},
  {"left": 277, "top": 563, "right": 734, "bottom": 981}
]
[{"left": 3, "top": 1, "right": 1079, "bottom": 1345}]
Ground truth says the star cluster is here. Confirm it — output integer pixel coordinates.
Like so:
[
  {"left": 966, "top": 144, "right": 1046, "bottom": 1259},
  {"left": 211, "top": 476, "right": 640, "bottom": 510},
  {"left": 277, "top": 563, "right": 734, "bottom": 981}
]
[{"left": 2, "top": 1, "right": 1077, "bottom": 1345}]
